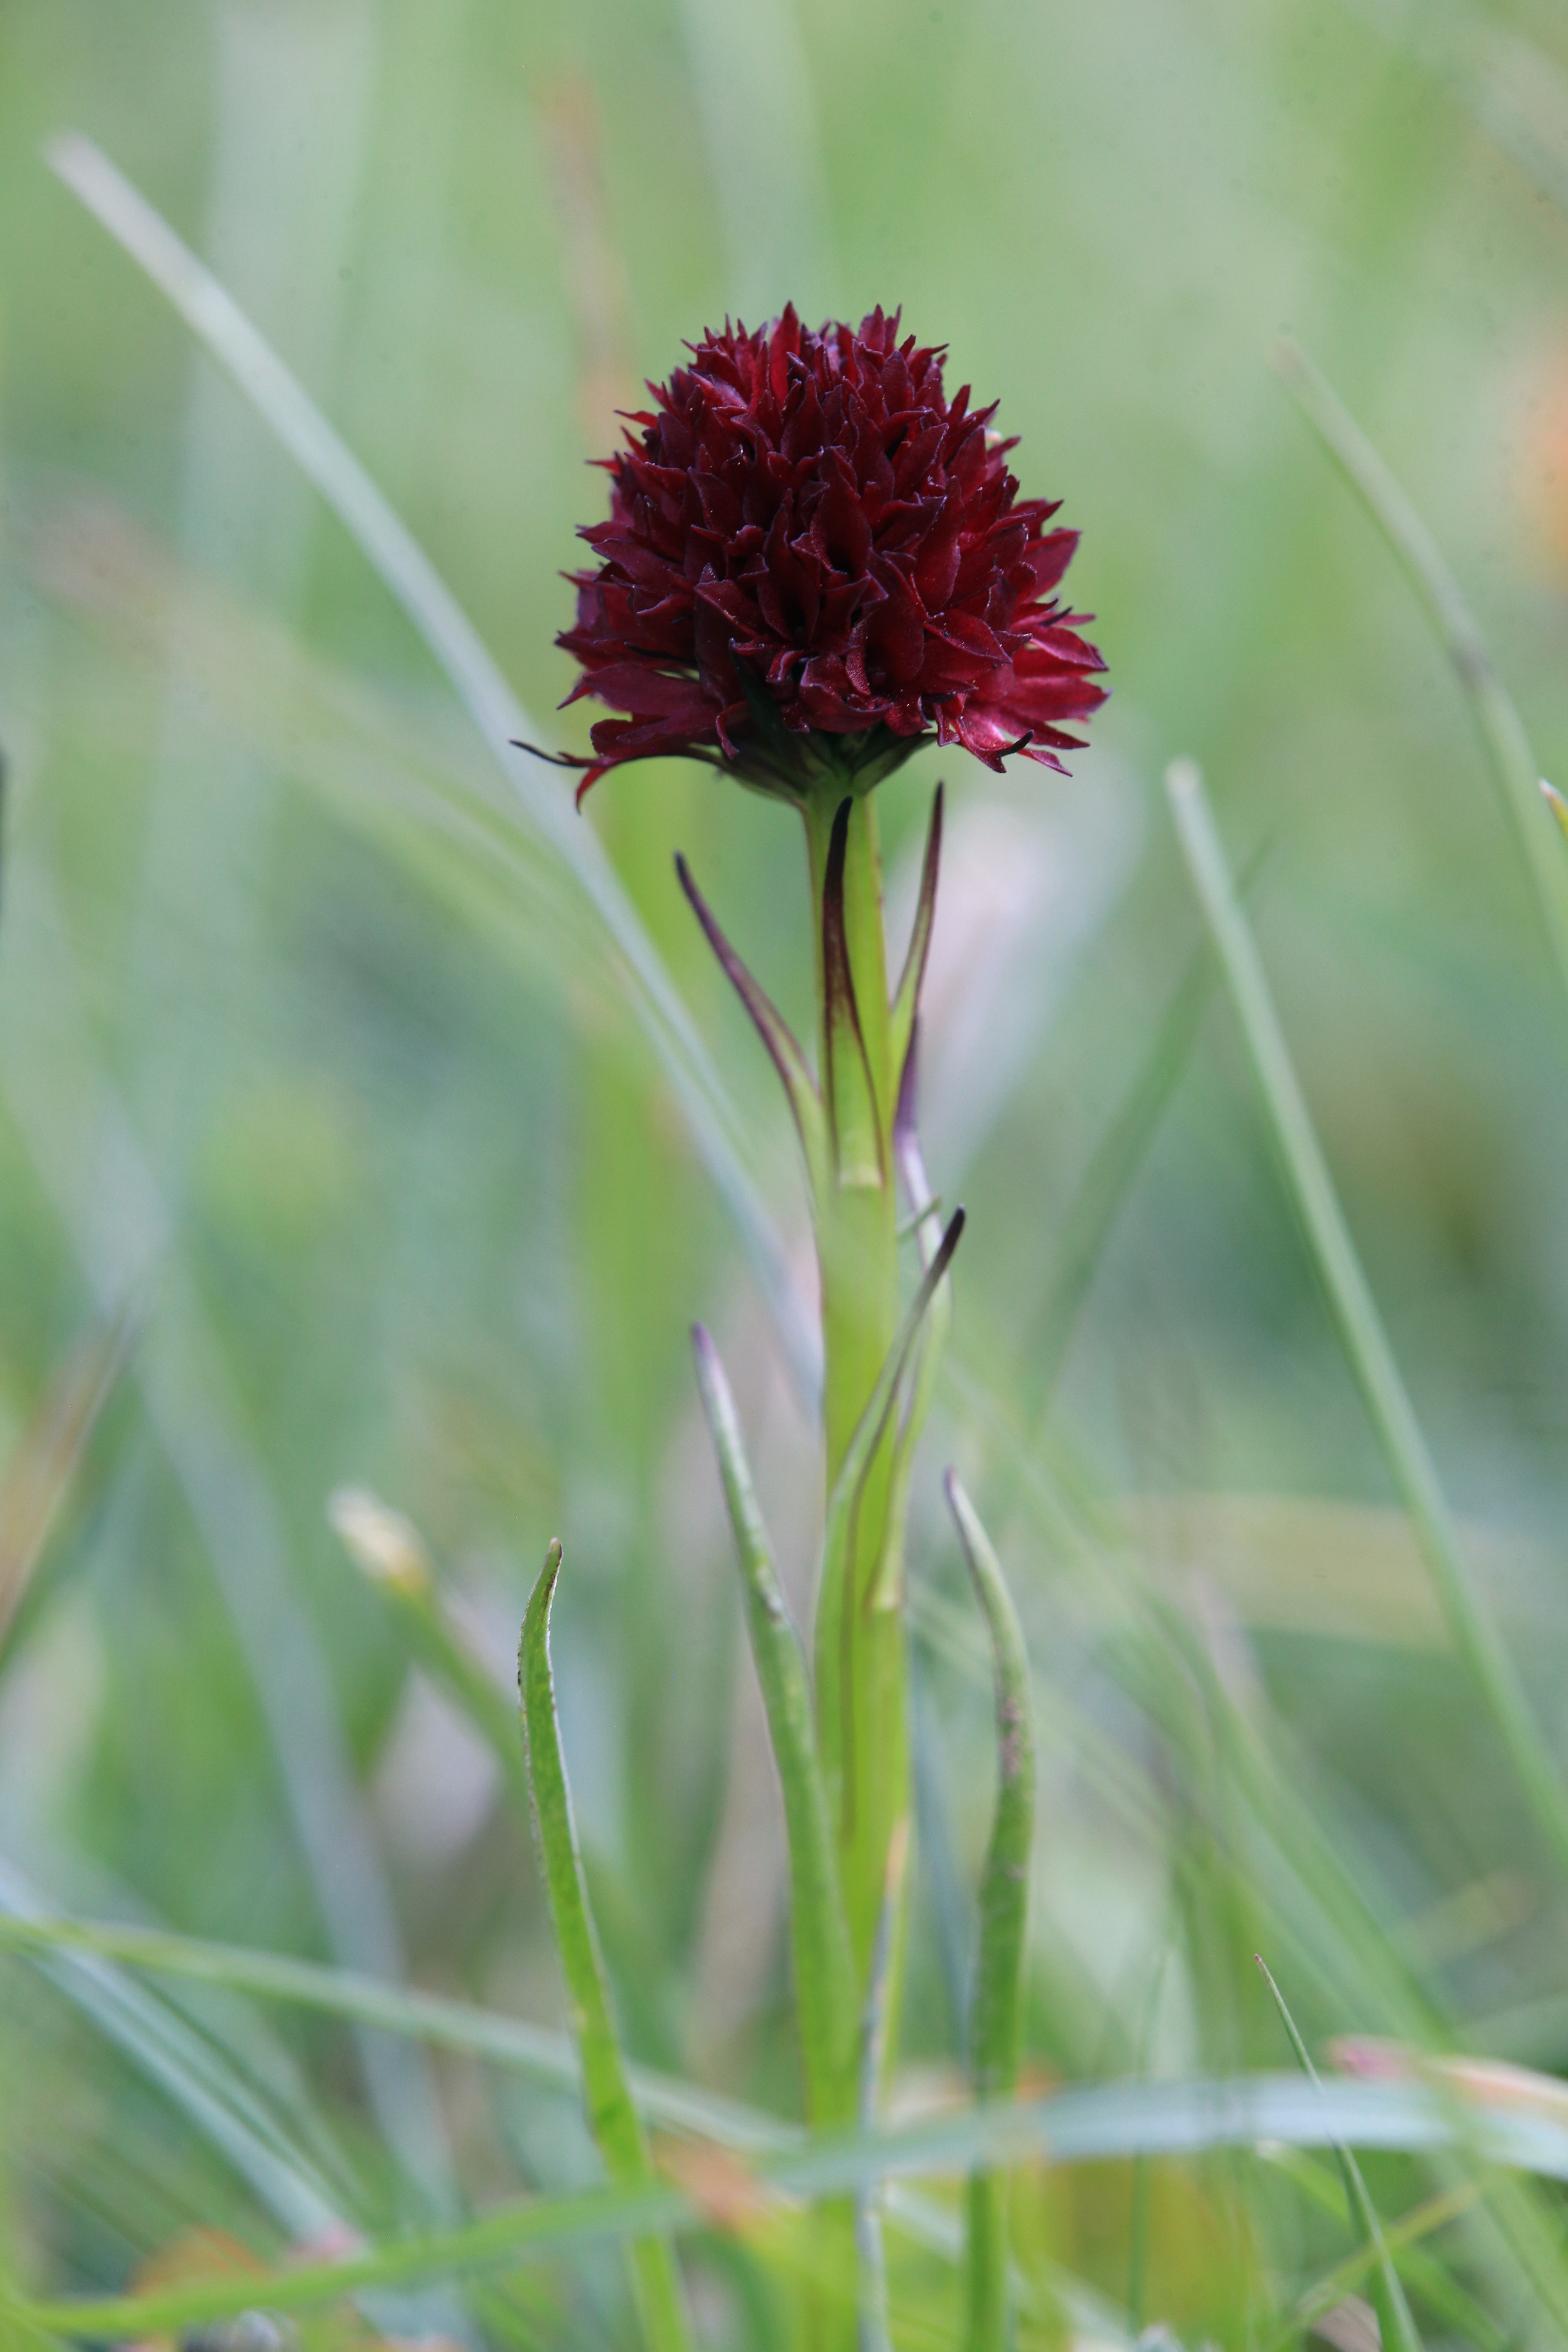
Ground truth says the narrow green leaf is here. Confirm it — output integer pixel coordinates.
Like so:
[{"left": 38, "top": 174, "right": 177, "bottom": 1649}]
[
  {"left": 675, "top": 853, "right": 829, "bottom": 1196},
  {"left": 689, "top": 1326, "right": 859, "bottom": 2125},
  {"left": 24, "top": 2068, "right": 1568, "bottom": 2344},
  {"left": 1167, "top": 757, "right": 1568, "bottom": 1886},
  {"left": 821, "top": 1206, "right": 965, "bottom": 1614},
  {"left": 1272, "top": 337, "right": 1568, "bottom": 1011},
  {"left": 888, "top": 783, "right": 944, "bottom": 1097},
  {"left": 0, "top": 1908, "right": 786, "bottom": 2153},
  {"left": 1546, "top": 779, "right": 1568, "bottom": 843},
  {"left": 331, "top": 1487, "right": 533, "bottom": 1820},
  {"left": 815, "top": 1207, "right": 965, "bottom": 1809},
  {"left": 1258, "top": 1960, "right": 1424, "bottom": 2352},
  {"left": 1263, "top": 2174, "right": 1497, "bottom": 2352},
  {"left": 944, "top": 1475, "right": 1037, "bottom": 2352},
  {"left": 879, "top": 1106, "right": 956, "bottom": 1611},
  {"left": 0, "top": 2289, "right": 53, "bottom": 2352},
  {"left": 0, "top": 1869, "right": 351, "bottom": 2246},
  {"left": 519, "top": 1540, "right": 693, "bottom": 2352},
  {"left": 0, "top": 1305, "right": 134, "bottom": 1660}
]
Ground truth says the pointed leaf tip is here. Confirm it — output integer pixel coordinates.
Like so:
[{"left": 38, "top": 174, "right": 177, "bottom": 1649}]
[
  {"left": 932, "top": 1203, "right": 965, "bottom": 1281},
  {"left": 676, "top": 852, "right": 824, "bottom": 1176},
  {"left": 891, "top": 782, "right": 944, "bottom": 1096},
  {"left": 1257, "top": 1956, "right": 1425, "bottom": 2352},
  {"left": 820, "top": 800, "right": 857, "bottom": 1023},
  {"left": 520, "top": 1540, "right": 565, "bottom": 1684},
  {"left": 824, "top": 1202, "right": 966, "bottom": 1592},
  {"left": 818, "top": 792, "right": 888, "bottom": 1189}
]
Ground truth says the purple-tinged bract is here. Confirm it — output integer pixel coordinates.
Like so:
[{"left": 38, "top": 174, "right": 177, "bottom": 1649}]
[{"left": 554, "top": 305, "right": 1108, "bottom": 799}]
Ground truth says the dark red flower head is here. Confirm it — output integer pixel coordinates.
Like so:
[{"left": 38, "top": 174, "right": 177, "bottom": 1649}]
[{"left": 551, "top": 305, "right": 1107, "bottom": 802}]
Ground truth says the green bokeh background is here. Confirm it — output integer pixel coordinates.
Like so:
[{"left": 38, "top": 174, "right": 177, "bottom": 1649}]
[{"left": 3, "top": 0, "right": 1568, "bottom": 2339}]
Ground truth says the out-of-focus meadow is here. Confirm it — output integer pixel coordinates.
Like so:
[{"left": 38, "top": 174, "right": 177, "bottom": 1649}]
[{"left": 5, "top": 0, "right": 1568, "bottom": 2342}]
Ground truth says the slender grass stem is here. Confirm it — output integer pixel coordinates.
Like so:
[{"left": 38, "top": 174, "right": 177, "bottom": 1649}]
[
  {"left": 1272, "top": 337, "right": 1568, "bottom": 1012},
  {"left": 1265, "top": 2177, "right": 1492, "bottom": 2352},
  {"left": 0, "top": 1307, "right": 132, "bottom": 1657},
  {"left": 1167, "top": 758, "right": 1568, "bottom": 1885},
  {"left": 1258, "top": 1958, "right": 1424, "bottom": 2352}
]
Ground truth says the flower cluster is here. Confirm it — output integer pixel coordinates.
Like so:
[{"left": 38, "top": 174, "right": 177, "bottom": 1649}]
[{"left": 554, "top": 305, "right": 1106, "bottom": 798}]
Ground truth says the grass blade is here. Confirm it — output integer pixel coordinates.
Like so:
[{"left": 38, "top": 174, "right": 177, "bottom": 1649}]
[
  {"left": 817, "top": 1205, "right": 965, "bottom": 1657},
  {"left": 882, "top": 1108, "right": 957, "bottom": 1611},
  {"left": 1167, "top": 756, "right": 1568, "bottom": 1884},
  {"left": 1021, "top": 839, "right": 1268, "bottom": 1413},
  {"left": 1264, "top": 2176, "right": 1494, "bottom": 2352},
  {"left": 943, "top": 1475, "right": 1037, "bottom": 2352},
  {"left": 23, "top": 2067, "right": 1568, "bottom": 2343},
  {"left": 0, "top": 1862, "right": 349, "bottom": 2246},
  {"left": 0, "top": 858, "right": 459, "bottom": 2214},
  {"left": 0, "top": 1907, "right": 790, "bottom": 2155},
  {"left": 1024, "top": 941, "right": 1214, "bottom": 1409},
  {"left": 520, "top": 1540, "right": 694, "bottom": 2352},
  {"left": 0, "top": 1306, "right": 133, "bottom": 1660},
  {"left": 690, "top": 1328, "right": 858, "bottom": 2125},
  {"left": 329, "top": 1486, "right": 532, "bottom": 1820},
  {"left": 1258, "top": 1959, "right": 1424, "bottom": 2352},
  {"left": 1271, "top": 336, "right": 1568, "bottom": 1010},
  {"left": 43, "top": 131, "right": 817, "bottom": 1404},
  {"left": 888, "top": 783, "right": 944, "bottom": 1097}
]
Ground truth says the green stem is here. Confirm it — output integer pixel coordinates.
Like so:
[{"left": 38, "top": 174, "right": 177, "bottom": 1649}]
[
  {"left": 804, "top": 790, "right": 900, "bottom": 1479},
  {"left": 802, "top": 787, "right": 907, "bottom": 1989},
  {"left": 1258, "top": 1959, "right": 1425, "bottom": 2352}
]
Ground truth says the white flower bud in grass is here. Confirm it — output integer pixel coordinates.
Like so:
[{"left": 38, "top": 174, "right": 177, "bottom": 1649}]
[{"left": 327, "top": 1486, "right": 430, "bottom": 1597}]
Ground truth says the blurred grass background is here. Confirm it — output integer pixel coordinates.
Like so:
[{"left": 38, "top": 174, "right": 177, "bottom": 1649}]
[{"left": 4, "top": 0, "right": 1568, "bottom": 2340}]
